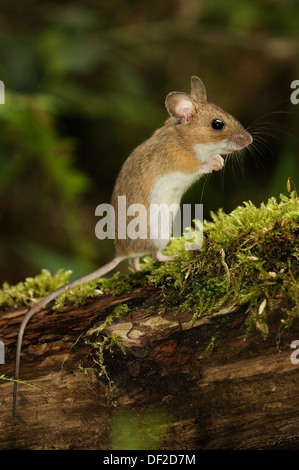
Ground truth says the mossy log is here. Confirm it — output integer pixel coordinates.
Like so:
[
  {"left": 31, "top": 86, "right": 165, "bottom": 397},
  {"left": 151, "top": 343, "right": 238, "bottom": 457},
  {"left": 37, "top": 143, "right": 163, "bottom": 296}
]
[{"left": 1, "top": 284, "right": 299, "bottom": 450}]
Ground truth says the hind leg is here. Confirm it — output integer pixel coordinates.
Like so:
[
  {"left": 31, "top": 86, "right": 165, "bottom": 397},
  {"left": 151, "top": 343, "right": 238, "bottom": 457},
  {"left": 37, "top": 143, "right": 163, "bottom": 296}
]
[
  {"left": 152, "top": 251, "right": 177, "bottom": 262},
  {"left": 129, "top": 257, "right": 141, "bottom": 271}
]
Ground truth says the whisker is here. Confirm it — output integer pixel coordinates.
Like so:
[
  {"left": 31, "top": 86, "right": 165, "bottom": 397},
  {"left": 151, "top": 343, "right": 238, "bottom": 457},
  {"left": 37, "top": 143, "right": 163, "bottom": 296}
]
[
  {"left": 199, "top": 172, "right": 212, "bottom": 204},
  {"left": 247, "top": 109, "right": 290, "bottom": 129},
  {"left": 199, "top": 106, "right": 295, "bottom": 208}
]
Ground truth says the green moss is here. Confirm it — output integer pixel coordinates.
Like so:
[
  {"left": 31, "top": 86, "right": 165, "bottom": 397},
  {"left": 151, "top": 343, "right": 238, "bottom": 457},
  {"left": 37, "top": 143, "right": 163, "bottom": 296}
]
[
  {"left": 98, "top": 271, "right": 146, "bottom": 296},
  {"left": 1, "top": 193, "right": 298, "bottom": 344},
  {"left": 0, "top": 268, "right": 72, "bottom": 308},
  {"left": 139, "top": 192, "right": 299, "bottom": 343},
  {"left": 81, "top": 304, "right": 129, "bottom": 384},
  {"left": 85, "top": 332, "right": 126, "bottom": 385},
  {"left": 199, "top": 335, "right": 218, "bottom": 359},
  {"left": 0, "top": 374, "right": 50, "bottom": 394},
  {"left": 89, "top": 304, "right": 130, "bottom": 335},
  {"left": 52, "top": 278, "right": 102, "bottom": 309}
]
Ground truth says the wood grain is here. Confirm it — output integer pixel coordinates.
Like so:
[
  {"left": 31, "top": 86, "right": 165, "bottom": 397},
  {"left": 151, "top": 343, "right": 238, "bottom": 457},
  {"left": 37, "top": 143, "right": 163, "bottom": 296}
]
[{"left": 0, "top": 286, "right": 298, "bottom": 450}]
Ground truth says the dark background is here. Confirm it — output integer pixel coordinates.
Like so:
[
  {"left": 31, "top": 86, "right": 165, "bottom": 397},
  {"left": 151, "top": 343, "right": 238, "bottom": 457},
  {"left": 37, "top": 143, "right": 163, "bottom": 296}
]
[{"left": 0, "top": 0, "right": 298, "bottom": 284}]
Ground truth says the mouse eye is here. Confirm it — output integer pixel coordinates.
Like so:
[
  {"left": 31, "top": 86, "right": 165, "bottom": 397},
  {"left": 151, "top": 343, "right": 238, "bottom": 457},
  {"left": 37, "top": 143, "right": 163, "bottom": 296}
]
[{"left": 211, "top": 118, "right": 225, "bottom": 130}]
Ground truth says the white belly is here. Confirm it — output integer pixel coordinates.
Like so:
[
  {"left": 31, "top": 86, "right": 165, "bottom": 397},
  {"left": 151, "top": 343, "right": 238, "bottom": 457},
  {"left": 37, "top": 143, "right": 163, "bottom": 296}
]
[{"left": 149, "top": 170, "right": 202, "bottom": 250}]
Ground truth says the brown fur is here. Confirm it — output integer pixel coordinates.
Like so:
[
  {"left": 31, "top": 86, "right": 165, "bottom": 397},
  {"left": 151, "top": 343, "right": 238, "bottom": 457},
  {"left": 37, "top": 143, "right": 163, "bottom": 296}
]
[{"left": 112, "top": 77, "right": 252, "bottom": 257}]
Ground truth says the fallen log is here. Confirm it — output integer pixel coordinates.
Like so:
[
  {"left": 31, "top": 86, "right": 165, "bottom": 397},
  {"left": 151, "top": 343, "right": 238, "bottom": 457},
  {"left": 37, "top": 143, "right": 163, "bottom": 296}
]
[
  {"left": 1, "top": 194, "right": 298, "bottom": 450},
  {"left": 0, "top": 283, "right": 299, "bottom": 450}
]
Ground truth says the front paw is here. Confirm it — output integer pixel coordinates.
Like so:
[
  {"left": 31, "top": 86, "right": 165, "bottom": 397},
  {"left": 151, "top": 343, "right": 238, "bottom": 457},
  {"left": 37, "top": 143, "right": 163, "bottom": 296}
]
[{"left": 200, "top": 154, "right": 224, "bottom": 174}]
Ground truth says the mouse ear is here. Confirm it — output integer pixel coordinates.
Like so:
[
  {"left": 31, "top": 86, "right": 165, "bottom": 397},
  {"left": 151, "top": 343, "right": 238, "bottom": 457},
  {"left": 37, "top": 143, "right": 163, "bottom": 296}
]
[
  {"left": 190, "top": 76, "right": 207, "bottom": 103},
  {"left": 165, "top": 92, "right": 195, "bottom": 123}
]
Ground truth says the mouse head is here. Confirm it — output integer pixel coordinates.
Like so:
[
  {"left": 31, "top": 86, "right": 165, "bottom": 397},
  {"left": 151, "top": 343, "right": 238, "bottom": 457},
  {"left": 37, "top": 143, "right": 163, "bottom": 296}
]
[{"left": 165, "top": 76, "right": 252, "bottom": 156}]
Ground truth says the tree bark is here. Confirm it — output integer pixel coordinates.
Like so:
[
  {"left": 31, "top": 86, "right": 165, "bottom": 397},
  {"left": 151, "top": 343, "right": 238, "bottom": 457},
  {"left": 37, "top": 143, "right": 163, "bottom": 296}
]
[{"left": 0, "top": 285, "right": 299, "bottom": 450}]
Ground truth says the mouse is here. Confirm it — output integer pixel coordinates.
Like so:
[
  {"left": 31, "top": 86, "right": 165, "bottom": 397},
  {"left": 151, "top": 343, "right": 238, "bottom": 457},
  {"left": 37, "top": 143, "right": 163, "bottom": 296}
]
[{"left": 12, "top": 76, "right": 252, "bottom": 415}]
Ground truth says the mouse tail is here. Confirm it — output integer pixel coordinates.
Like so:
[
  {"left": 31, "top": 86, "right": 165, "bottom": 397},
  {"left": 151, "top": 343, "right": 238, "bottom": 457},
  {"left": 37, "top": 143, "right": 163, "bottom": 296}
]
[{"left": 12, "top": 255, "right": 125, "bottom": 417}]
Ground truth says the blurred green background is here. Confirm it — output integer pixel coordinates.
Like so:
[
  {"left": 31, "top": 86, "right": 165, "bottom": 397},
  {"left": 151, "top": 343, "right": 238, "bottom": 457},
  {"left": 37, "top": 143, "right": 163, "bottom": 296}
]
[{"left": 0, "top": 0, "right": 298, "bottom": 284}]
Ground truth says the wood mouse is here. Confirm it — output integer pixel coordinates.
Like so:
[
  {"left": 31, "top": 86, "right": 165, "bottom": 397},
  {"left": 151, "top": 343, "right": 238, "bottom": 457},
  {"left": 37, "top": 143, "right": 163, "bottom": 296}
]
[{"left": 12, "top": 76, "right": 252, "bottom": 415}]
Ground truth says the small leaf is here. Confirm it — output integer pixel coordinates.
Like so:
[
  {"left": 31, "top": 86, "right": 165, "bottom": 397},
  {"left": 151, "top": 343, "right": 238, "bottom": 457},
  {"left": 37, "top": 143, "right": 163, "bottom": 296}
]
[{"left": 258, "top": 298, "right": 267, "bottom": 315}]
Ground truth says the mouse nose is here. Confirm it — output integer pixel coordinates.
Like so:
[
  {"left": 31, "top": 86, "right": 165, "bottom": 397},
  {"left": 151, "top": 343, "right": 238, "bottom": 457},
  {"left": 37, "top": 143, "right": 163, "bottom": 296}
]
[{"left": 232, "top": 131, "right": 253, "bottom": 148}]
